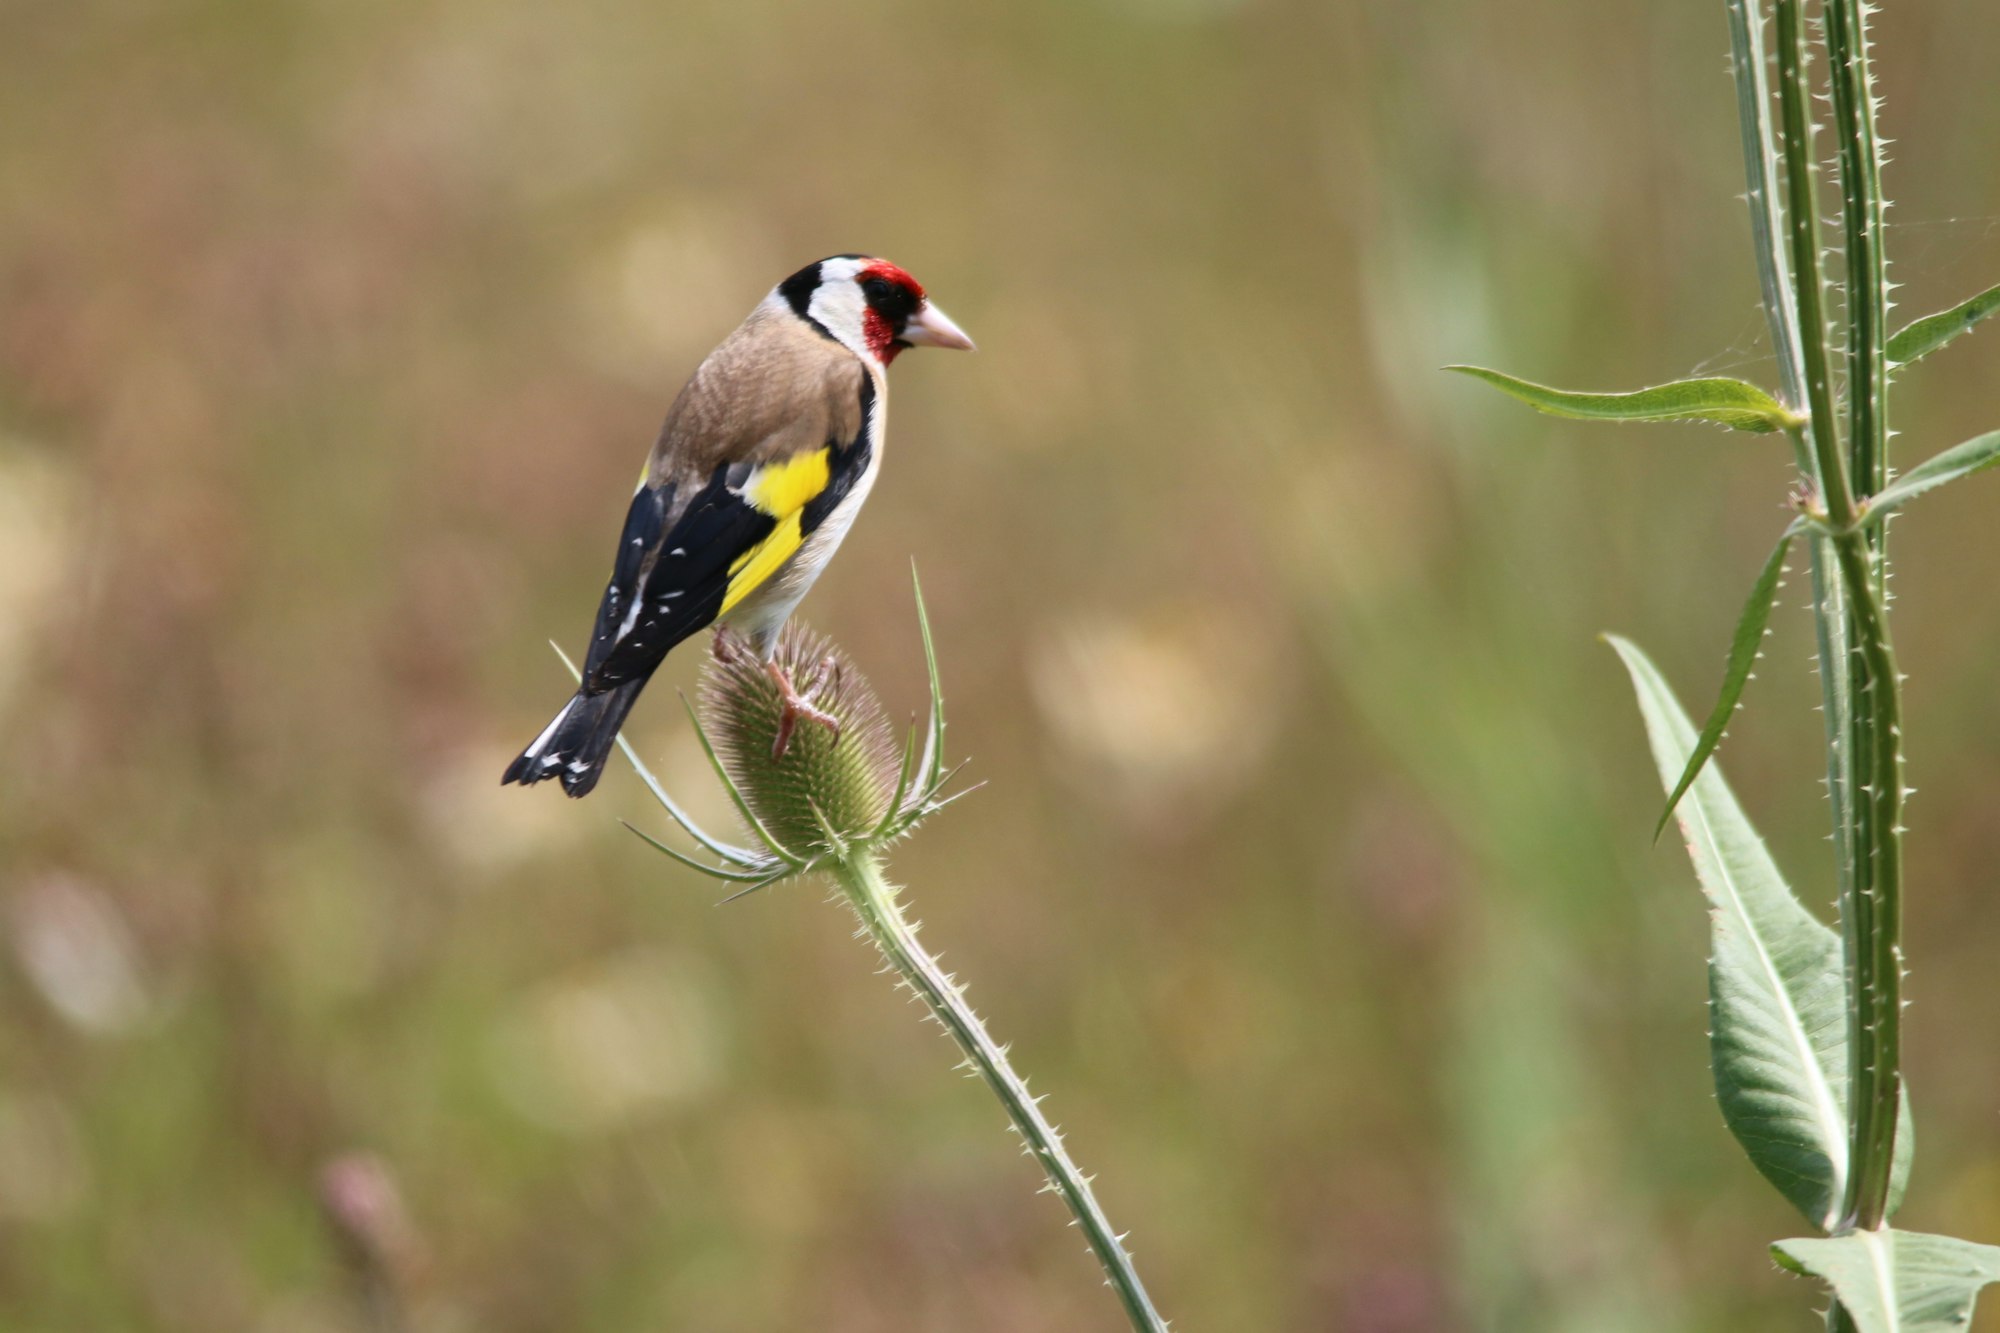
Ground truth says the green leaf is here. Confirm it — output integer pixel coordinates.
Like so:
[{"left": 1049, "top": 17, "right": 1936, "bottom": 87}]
[
  {"left": 1886, "top": 281, "right": 2000, "bottom": 368},
  {"left": 1864, "top": 430, "right": 2000, "bottom": 522},
  {"left": 1774, "top": 1230, "right": 2000, "bottom": 1333},
  {"left": 1610, "top": 639, "right": 1919, "bottom": 1229},
  {"left": 1651, "top": 525, "right": 1799, "bottom": 841},
  {"left": 1445, "top": 366, "right": 1804, "bottom": 433}
]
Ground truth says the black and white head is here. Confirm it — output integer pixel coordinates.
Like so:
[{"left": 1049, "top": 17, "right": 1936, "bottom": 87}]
[{"left": 774, "top": 255, "right": 975, "bottom": 365}]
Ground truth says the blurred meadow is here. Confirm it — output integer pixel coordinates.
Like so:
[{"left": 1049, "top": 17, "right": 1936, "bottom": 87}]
[{"left": 4, "top": 0, "right": 2000, "bottom": 1328}]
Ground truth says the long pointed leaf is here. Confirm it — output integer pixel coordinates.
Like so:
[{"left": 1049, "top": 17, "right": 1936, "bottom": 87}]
[
  {"left": 1775, "top": 1230, "right": 2000, "bottom": 1333},
  {"left": 1612, "top": 637, "right": 1851, "bottom": 1227},
  {"left": 1614, "top": 638, "right": 1914, "bottom": 1225},
  {"left": 873, "top": 721, "right": 920, "bottom": 840},
  {"left": 612, "top": 726, "right": 765, "bottom": 867},
  {"left": 1864, "top": 430, "right": 2000, "bottom": 521},
  {"left": 1446, "top": 366, "right": 1803, "bottom": 433},
  {"left": 619, "top": 820, "right": 777, "bottom": 884},
  {"left": 909, "top": 563, "right": 947, "bottom": 793},
  {"left": 1652, "top": 525, "right": 1800, "bottom": 840},
  {"left": 1886, "top": 281, "right": 2000, "bottom": 368}
]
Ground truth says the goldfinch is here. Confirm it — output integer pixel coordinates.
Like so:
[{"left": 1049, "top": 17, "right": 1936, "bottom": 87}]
[{"left": 503, "top": 255, "right": 974, "bottom": 797}]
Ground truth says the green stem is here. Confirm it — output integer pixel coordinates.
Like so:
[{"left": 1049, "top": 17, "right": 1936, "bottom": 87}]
[
  {"left": 1773, "top": 0, "right": 1854, "bottom": 524},
  {"left": 1770, "top": 13, "right": 1871, "bottom": 1238},
  {"left": 1807, "top": 531, "right": 1857, "bottom": 1022},
  {"left": 1831, "top": 530, "right": 1906, "bottom": 1232},
  {"left": 1724, "top": 0, "right": 1806, "bottom": 411},
  {"left": 831, "top": 850, "right": 1170, "bottom": 1333},
  {"left": 1776, "top": 0, "right": 1896, "bottom": 1232},
  {"left": 1802, "top": 0, "right": 1904, "bottom": 1235},
  {"left": 1823, "top": 1, "right": 1904, "bottom": 1230},
  {"left": 1825, "top": 0, "right": 1891, "bottom": 508}
]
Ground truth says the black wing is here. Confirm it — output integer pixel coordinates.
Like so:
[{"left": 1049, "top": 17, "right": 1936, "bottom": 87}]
[{"left": 579, "top": 470, "right": 776, "bottom": 692}]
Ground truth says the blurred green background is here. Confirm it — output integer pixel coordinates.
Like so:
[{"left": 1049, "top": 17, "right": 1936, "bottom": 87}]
[{"left": 3, "top": 0, "right": 1998, "bottom": 1328}]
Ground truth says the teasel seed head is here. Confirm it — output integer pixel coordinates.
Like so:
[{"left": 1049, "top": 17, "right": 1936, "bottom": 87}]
[
  {"left": 699, "top": 623, "right": 901, "bottom": 856},
  {"left": 594, "top": 572, "right": 969, "bottom": 888}
]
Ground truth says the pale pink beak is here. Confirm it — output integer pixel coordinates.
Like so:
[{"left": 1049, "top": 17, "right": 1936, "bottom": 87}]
[{"left": 902, "top": 301, "right": 976, "bottom": 351}]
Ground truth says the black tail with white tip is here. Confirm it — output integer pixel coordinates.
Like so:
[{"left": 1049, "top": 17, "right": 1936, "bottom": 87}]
[{"left": 502, "top": 677, "right": 648, "bottom": 798}]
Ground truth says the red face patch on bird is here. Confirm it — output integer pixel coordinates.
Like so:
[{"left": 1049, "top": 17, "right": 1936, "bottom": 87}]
[{"left": 856, "top": 261, "right": 926, "bottom": 363}]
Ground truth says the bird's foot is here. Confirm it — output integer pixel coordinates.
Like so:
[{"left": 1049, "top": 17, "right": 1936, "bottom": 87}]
[
  {"left": 768, "top": 657, "right": 842, "bottom": 760},
  {"left": 711, "top": 626, "right": 745, "bottom": 665}
]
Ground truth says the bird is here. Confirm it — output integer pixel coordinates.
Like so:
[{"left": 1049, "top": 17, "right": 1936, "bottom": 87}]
[{"left": 503, "top": 255, "right": 975, "bottom": 797}]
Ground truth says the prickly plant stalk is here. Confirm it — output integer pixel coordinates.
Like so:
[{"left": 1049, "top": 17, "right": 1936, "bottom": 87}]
[
  {"left": 593, "top": 579, "right": 1171, "bottom": 1333},
  {"left": 1452, "top": 0, "right": 2000, "bottom": 1322}
]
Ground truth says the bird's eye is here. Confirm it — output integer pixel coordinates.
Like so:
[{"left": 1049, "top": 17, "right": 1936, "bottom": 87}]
[{"left": 861, "top": 276, "right": 893, "bottom": 302}]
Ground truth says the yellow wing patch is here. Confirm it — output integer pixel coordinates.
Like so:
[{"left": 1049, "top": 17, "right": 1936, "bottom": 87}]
[
  {"left": 743, "top": 448, "right": 831, "bottom": 517},
  {"left": 719, "top": 448, "right": 831, "bottom": 616}
]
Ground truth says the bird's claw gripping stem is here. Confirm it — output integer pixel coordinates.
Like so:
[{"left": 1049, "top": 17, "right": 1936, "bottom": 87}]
[{"left": 769, "top": 656, "right": 841, "bottom": 760}]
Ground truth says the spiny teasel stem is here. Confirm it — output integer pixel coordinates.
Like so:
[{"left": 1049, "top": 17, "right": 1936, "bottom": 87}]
[
  {"left": 1724, "top": 0, "right": 1807, "bottom": 413},
  {"left": 1753, "top": 0, "right": 1908, "bottom": 1246},
  {"left": 831, "top": 850, "right": 1169, "bottom": 1333},
  {"left": 1774, "top": 0, "right": 1855, "bottom": 525},
  {"left": 614, "top": 587, "right": 1162, "bottom": 1324},
  {"left": 1823, "top": 0, "right": 1905, "bottom": 1229},
  {"left": 1809, "top": 0, "right": 1906, "bottom": 1236},
  {"left": 1831, "top": 530, "right": 1906, "bottom": 1233},
  {"left": 1824, "top": 0, "right": 1892, "bottom": 512}
]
